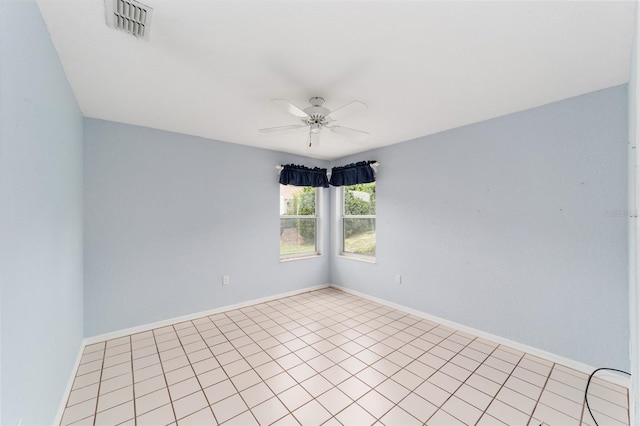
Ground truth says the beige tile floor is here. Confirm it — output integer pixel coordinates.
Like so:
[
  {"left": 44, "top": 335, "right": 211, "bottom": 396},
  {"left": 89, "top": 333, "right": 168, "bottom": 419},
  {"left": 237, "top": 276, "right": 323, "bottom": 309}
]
[{"left": 60, "top": 287, "right": 629, "bottom": 425}]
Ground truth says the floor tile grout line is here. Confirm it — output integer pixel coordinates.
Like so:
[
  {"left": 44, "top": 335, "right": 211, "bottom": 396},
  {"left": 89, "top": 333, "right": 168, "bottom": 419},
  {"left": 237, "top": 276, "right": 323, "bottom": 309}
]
[
  {"left": 579, "top": 378, "right": 587, "bottom": 426},
  {"left": 185, "top": 316, "right": 266, "bottom": 425},
  {"left": 214, "top": 299, "right": 303, "bottom": 422},
  {"left": 68, "top": 367, "right": 104, "bottom": 382},
  {"left": 214, "top": 298, "right": 319, "bottom": 421},
  {"left": 61, "top": 346, "right": 103, "bottom": 425},
  {"left": 542, "top": 370, "right": 588, "bottom": 391},
  {"left": 381, "top": 321, "right": 478, "bottom": 423},
  {"left": 466, "top": 347, "right": 528, "bottom": 425},
  {"left": 244, "top": 291, "right": 398, "bottom": 423},
  {"left": 526, "top": 362, "right": 556, "bottom": 426},
  {"left": 535, "top": 366, "right": 594, "bottom": 423},
  {"left": 128, "top": 335, "right": 137, "bottom": 426},
  {"left": 169, "top": 321, "right": 219, "bottom": 423},
  {"left": 65, "top": 362, "right": 101, "bottom": 409},
  {"left": 577, "top": 386, "right": 631, "bottom": 410},
  {"left": 92, "top": 343, "right": 107, "bottom": 426},
  {"left": 264, "top": 294, "right": 362, "bottom": 422},
  {"left": 289, "top": 292, "right": 410, "bottom": 424},
  {"left": 245, "top": 302, "right": 364, "bottom": 383},
  {"left": 365, "top": 331, "right": 481, "bottom": 423},
  {"left": 220, "top": 304, "right": 308, "bottom": 425},
  {"left": 627, "top": 388, "right": 631, "bottom": 426},
  {"left": 229, "top": 293, "right": 342, "bottom": 425},
  {"left": 580, "top": 393, "right": 631, "bottom": 426},
  {"left": 499, "top": 367, "right": 552, "bottom": 404},
  {"left": 292, "top": 297, "right": 458, "bottom": 423},
  {"left": 149, "top": 328, "right": 179, "bottom": 424},
  {"left": 208, "top": 302, "right": 299, "bottom": 421},
  {"left": 422, "top": 336, "right": 504, "bottom": 425}
]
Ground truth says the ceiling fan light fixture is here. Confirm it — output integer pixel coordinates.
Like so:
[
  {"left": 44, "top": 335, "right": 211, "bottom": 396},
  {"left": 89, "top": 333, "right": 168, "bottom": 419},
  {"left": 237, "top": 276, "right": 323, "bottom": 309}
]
[{"left": 310, "top": 124, "right": 321, "bottom": 134}]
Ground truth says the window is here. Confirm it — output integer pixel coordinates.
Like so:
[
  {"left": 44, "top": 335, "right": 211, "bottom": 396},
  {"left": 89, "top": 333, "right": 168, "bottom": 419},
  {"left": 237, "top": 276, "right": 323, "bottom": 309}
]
[
  {"left": 280, "top": 185, "right": 320, "bottom": 259},
  {"left": 341, "top": 182, "right": 376, "bottom": 259}
]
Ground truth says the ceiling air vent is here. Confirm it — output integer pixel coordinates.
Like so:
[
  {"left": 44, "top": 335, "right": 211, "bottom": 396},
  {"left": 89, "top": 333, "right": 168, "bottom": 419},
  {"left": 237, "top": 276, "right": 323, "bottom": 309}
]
[{"left": 105, "top": 0, "right": 153, "bottom": 40}]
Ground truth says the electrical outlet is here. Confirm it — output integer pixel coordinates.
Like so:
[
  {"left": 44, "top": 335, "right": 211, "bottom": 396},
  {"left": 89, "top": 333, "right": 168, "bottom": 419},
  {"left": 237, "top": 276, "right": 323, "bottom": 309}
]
[
  {"left": 222, "top": 275, "right": 229, "bottom": 285},
  {"left": 395, "top": 274, "right": 402, "bottom": 284}
]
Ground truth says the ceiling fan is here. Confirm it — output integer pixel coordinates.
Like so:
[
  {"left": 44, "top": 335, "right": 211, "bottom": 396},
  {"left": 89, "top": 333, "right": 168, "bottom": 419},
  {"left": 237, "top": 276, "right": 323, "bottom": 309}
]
[{"left": 259, "top": 97, "right": 369, "bottom": 148}]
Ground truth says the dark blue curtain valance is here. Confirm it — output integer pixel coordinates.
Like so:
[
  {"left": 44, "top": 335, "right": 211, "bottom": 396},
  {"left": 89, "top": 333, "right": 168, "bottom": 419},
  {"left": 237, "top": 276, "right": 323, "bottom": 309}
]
[
  {"left": 329, "top": 161, "right": 376, "bottom": 187},
  {"left": 279, "top": 164, "right": 329, "bottom": 188}
]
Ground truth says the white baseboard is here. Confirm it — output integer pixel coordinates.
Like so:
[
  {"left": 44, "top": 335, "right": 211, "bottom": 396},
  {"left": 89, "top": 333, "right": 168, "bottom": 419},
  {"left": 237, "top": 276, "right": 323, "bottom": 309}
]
[
  {"left": 330, "top": 284, "right": 631, "bottom": 389},
  {"left": 54, "top": 342, "right": 85, "bottom": 426},
  {"left": 83, "top": 284, "right": 331, "bottom": 345}
]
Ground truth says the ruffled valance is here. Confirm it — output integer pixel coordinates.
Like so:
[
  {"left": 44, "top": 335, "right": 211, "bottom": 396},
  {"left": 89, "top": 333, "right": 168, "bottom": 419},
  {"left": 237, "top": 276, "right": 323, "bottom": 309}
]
[
  {"left": 279, "top": 164, "right": 330, "bottom": 188},
  {"left": 329, "top": 161, "right": 376, "bottom": 187}
]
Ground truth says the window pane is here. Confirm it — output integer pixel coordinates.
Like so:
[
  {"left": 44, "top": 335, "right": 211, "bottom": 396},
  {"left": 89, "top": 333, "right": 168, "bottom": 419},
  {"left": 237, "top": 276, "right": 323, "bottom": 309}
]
[
  {"left": 280, "top": 218, "right": 316, "bottom": 255},
  {"left": 344, "top": 183, "right": 375, "bottom": 215},
  {"left": 343, "top": 218, "right": 376, "bottom": 256},
  {"left": 280, "top": 186, "right": 316, "bottom": 216}
]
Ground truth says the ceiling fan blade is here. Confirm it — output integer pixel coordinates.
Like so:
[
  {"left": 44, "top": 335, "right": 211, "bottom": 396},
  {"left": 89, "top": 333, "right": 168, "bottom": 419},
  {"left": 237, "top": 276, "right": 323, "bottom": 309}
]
[
  {"left": 271, "top": 99, "right": 309, "bottom": 118},
  {"left": 328, "top": 125, "right": 370, "bottom": 142},
  {"left": 326, "top": 100, "right": 367, "bottom": 121},
  {"left": 259, "top": 124, "right": 308, "bottom": 134}
]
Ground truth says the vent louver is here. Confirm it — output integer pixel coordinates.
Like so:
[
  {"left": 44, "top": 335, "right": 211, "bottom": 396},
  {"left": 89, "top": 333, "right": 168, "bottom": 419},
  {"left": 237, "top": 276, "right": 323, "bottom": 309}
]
[{"left": 105, "top": 0, "right": 153, "bottom": 40}]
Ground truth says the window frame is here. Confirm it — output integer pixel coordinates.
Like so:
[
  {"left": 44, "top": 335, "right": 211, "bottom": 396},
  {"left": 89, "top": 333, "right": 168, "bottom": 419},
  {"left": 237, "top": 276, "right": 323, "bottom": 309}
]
[
  {"left": 339, "top": 183, "right": 376, "bottom": 262},
  {"left": 279, "top": 185, "right": 322, "bottom": 261}
]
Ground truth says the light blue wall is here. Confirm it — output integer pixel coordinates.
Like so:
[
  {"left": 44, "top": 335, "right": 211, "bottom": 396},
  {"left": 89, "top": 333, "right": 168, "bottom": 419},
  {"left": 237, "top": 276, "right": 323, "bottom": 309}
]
[
  {"left": 83, "top": 119, "right": 331, "bottom": 336},
  {"left": 0, "top": 1, "right": 84, "bottom": 424},
  {"left": 331, "top": 86, "right": 629, "bottom": 369}
]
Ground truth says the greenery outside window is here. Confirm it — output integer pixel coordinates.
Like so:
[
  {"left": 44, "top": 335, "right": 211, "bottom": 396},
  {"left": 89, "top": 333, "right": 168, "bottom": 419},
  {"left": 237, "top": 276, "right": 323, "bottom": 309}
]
[
  {"left": 342, "top": 182, "right": 376, "bottom": 259},
  {"left": 280, "top": 186, "right": 320, "bottom": 259}
]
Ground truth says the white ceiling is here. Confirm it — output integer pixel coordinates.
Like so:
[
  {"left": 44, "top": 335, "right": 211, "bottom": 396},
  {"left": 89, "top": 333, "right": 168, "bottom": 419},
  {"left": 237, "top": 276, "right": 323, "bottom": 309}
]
[{"left": 37, "top": 1, "right": 635, "bottom": 160}]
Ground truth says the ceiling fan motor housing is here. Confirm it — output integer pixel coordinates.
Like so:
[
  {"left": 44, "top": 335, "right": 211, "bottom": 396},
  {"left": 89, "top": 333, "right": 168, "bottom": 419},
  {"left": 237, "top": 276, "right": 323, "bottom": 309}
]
[{"left": 303, "top": 97, "right": 331, "bottom": 126}]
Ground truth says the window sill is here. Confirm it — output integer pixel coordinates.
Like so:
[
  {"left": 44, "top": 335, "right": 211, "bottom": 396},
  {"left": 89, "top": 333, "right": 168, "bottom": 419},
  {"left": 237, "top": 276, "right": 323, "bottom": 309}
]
[
  {"left": 337, "top": 254, "right": 376, "bottom": 264},
  {"left": 280, "top": 254, "right": 322, "bottom": 263}
]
